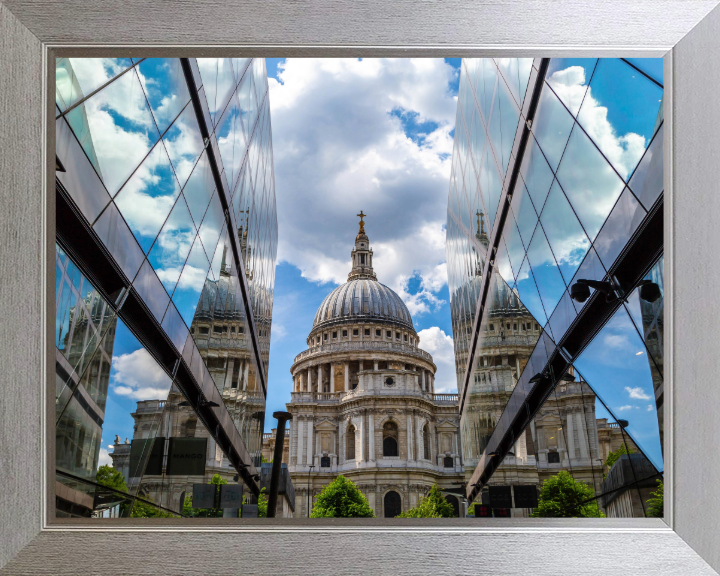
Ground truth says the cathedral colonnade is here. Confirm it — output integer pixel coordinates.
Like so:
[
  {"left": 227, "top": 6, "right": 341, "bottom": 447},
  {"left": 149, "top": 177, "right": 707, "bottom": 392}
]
[{"left": 285, "top": 214, "right": 463, "bottom": 517}]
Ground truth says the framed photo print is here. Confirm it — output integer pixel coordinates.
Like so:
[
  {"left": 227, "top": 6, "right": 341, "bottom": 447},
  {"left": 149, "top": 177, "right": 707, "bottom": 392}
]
[{"left": 2, "top": 1, "right": 720, "bottom": 574}]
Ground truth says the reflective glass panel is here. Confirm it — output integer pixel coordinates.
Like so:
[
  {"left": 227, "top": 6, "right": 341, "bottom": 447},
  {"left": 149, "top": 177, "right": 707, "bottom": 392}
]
[
  {"left": 526, "top": 226, "right": 566, "bottom": 318},
  {"left": 531, "top": 85, "right": 574, "bottom": 171},
  {"left": 136, "top": 58, "right": 191, "bottom": 135},
  {"left": 539, "top": 180, "right": 591, "bottom": 284},
  {"left": 577, "top": 59, "right": 663, "bottom": 181},
  {"left": 148, "top": 194, "right": 197, "bottom": 295},
  {"left": 66, "top": 67, "right": 160, "bottom": 196},
  {"left": 114, "top": 141, "right": 181, "bottom": 253},
  {"left": 555, "top": 125, "right": 625, "bottom": 241},
  {"left": 545, "top": 59, "right": 597, "bottom": 116},
  {"left": 574, "top": 307, "right": 663, "bottom": 471}
]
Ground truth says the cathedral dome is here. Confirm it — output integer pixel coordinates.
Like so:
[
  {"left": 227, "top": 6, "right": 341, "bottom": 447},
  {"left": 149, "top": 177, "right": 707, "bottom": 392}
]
[
  {"left": 312, "top": 278, "right": 414, "bottom": 331},
  {"left": 311, "top": 211, "right": 414, "bottom": 332}
]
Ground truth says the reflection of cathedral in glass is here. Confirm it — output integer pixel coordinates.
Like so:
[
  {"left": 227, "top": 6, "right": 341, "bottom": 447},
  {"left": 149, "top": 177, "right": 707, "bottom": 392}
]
[
  {"left": 54, "top": 57, "right": 279, "bottom": 518},
  {"left": 189, "top": 246, "right": 264, "bottom": 464},
  {"left": 448, "top": 58, "right": 664, "bottom": 517}
]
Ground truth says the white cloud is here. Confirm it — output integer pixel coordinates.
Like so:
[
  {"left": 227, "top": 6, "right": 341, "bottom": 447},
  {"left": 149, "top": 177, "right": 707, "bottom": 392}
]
[
  {"left": 417, "top": 326, "right": 456, "bottom": 393},
  {"left": 98, "top": 448, "right": 112, "bottom": 467},
  {"left": 269, "top": 58, "right": 457, "bottom": 314},
  {"left": 542, "top": 63, "right": 650, "bottom": 250},
  {"left": 111, "top": 347, "right": 171, "bottom": 401},
  {"left": 625, "top": 386, "right": 651, "bottom": 400},
  {"left": 604, "top": 333, "right": 630, "bottom": 349},
  {"left": 647, "top": 404, "right": 654, "bottom": 412},
  {"left": 617, "top": 405, "right": 633, "bottom": 411},
  {"left": 271, "top": 323, "right": 287, "bottom": 342}
]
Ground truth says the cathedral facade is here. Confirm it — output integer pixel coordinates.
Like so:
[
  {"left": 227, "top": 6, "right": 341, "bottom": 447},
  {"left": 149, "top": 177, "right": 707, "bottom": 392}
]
[{"left": 285, "top": 215, "right": 465, "bottom": 518}]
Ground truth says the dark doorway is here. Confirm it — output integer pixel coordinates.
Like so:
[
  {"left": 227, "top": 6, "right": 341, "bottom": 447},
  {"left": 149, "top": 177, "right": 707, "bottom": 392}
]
[
  {"left": 445, "top": 494, "right": 460, "bottom": 517},
  {"left": 384, "top": 491, "right": 401, "bottom": 518}
]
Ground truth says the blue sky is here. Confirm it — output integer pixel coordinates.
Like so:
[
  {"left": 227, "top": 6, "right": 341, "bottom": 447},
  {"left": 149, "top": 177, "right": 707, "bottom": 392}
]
[{"left": 262, "top": 58, "right": 462, "bottom": 429}]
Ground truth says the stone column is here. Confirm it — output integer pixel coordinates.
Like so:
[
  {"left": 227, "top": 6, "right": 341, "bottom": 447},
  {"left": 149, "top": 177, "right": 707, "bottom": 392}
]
[
  {"left": 296, "top": 419, "right": 304, "bottom": 466},
  {"left": 358, "top": 412, "right": 365, "bottom": 463},
  {"left": 307, "top": 367, "right": 312, "bottom": 393},
  {"left": 224, "top": 358, "right": 234, "bottom": 390},
  {"left": 374, "top": 360, "right": 379, "bottom": 371},
  {"left": 406, "top": 413, "right": 414, "bottom": 460},
  {"left": 368, "top": 412, "right": 375, "bottom": 461},
  {"left": 565, "top": 412, "right": 575, "bottom": 460},
  {"left": 339, "top": 419, "right": 345, "bottom": 463},
  {"left": 344, "top": 362, "right": 349, "bottom": 392},
  {"left": 576, "top": 412, "right": 589, "bottom": 460},
  {"left": 306, "top": 418, "right": 314, "bottom": 468},
  {"left": 429, "top": 421, "right": 436, "bottom": 463},
  {"left": 421, "top": 370, "right": 426, "bottom": 391},
  {"left": 415, "top": 413, "right": 422, "bottom": 461},
  {"left": 330, "top": 364, "right": 335, "bottom": 392},
  {"left": 243, "top": 361, "right": 249, "bottom": 390},
  {"left": 318, "top": 364, "right": 323, "bottom": 393}
]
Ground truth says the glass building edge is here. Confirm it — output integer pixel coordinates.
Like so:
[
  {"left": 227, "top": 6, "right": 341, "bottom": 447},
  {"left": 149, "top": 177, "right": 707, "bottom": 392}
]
[
  {"left": 53, "top": 58, "right": 278, "bottom": 519},
  {"left": 450, "top": 58, "right": 664, "bottom": 518}
]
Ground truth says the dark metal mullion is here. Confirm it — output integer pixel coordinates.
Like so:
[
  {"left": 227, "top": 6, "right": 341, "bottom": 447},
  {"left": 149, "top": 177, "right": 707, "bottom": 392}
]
[
  {"left": 620, "top": 58, "right": 664, "bottom": 89},
  {"left": 180, "top": 58, "right": 267, "bottom": 398},
  {"left": 578, "top": 471, "right": 663, "bottom": 510}
]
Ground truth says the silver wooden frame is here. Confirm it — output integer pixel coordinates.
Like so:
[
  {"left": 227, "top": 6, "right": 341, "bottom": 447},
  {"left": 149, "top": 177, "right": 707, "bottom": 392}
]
[{"left": 2, "top": 1, "right": 720, "bottom": 573}]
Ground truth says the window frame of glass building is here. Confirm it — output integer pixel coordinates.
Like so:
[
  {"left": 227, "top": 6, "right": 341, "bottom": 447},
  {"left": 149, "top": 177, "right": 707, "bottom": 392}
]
[
  {"left": 447, "top": 57, "right": 664, "bottom": 518},
  {"left": 53, "top": 57, "right": 289, "bottom": 519}
]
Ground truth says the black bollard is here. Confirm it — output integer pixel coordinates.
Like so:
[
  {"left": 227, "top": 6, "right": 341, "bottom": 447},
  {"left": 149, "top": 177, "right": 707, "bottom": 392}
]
[{"left": 266, "top": 411, "right": 292, "bottom": 518}]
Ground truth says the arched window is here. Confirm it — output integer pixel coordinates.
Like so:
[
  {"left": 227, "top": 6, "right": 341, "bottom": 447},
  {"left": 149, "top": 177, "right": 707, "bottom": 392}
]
[
  {"left": 444, "top": 455, "right": 454, "bottom": 468},
  {"left": 423, "top": 425, "right": 430, "bottom": 460},
  {"left": 184, "top": 419, "right": 197, "bottom": 438},
  {"left": 384, "top": 491, "right": 402, "bottom": 518},
  {"left": 346, "top": 425, "right": 356, "bottom": 460},
  {"left": 383, "top": 422, "right": 398, "bottom": 457},
  {"left": 547, "top": 450, "right": 560, "bottom": 464}
]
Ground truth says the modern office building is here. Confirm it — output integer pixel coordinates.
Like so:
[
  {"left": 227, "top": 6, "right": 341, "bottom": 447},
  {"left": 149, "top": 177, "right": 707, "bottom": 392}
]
[
  {"left": 54, "top": 57, "right": 278, "bottom": 517},
  {"left": 285, "top": 216, "right": 465, "bottom": 518},
  {"left": 446, "top": 58, "right": 664, "bottom": 517}
]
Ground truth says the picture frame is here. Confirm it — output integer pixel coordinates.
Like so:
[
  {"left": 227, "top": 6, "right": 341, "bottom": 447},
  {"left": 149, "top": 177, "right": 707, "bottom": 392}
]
[{"left": 1, "top": 0, "right": 720, "bottom": 573}]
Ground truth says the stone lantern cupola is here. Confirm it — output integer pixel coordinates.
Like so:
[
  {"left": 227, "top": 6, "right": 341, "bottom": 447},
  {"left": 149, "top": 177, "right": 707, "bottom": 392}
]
[{"left": 348, "top": 211, "right": 376, "bottom": 281}]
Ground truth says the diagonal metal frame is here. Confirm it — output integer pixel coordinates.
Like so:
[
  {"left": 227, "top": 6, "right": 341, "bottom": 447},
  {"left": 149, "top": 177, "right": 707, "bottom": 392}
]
[{"left": 465, "top": 195, "right": 664, "bottom": 501}]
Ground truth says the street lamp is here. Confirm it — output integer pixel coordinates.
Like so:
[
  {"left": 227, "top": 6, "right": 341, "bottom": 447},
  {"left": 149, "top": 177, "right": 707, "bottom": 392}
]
[{"left": 307, "top": 465, "right": 316, "bottom": 518}]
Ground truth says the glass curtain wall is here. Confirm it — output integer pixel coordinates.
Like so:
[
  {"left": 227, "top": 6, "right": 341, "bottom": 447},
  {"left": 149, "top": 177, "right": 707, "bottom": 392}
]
[
  {"left": 54, "top": 57, "right": 277, "bottom": 518},
  {"left": 448, "top": 58, "right": 664, "bottom": 518}
]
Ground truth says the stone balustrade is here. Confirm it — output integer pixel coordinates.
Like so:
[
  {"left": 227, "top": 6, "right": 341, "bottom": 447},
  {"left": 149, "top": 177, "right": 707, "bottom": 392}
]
[
  {"left": 293, "top": 340, "right": 433, "bottom": 364},
  {"left": 289, "top": 391, "right": 458, "bottom": 404}
]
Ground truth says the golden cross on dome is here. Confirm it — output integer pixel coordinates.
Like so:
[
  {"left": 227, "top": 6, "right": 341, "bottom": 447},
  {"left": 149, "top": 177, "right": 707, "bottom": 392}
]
[{"left": 357, "top": 210, "right": 366, "bottom": 234}]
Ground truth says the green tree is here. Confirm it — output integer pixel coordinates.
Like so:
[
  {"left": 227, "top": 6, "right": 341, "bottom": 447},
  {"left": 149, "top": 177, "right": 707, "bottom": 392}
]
[
  {"left": 531, "top": 471, "right": 605, "bottom": 518},
  {"left": 604, "top": 445, "right": 633, "bottom": 478},
  {"left": 397, "top": 485, "right": 455, "bottom": 518},
  {"left": 96, "top": 464, "right": 128, "bottom": 493},
  {"left": 261, "top": 455, "right": 272, "bottom": 464},
  {"left": 96, "top": 465, "right": 173, "bottom": 517},
  {"left": 646, "top": 480, "right": 664, "bottom": 518},
  {"left": 257, "top": 487, "right": 268, "bottom": 518},
  {"left": 310, "top": 475, "right": 375, "bottom": 518}
]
